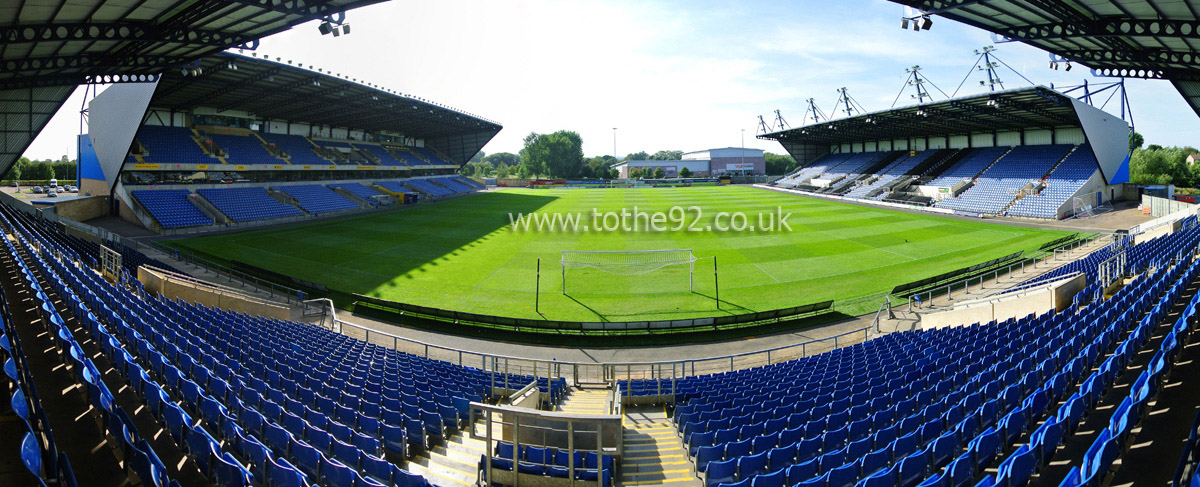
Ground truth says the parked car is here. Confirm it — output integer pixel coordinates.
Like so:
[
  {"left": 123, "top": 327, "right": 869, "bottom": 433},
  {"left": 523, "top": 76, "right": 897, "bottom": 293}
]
[
  {"left": 69, "top": 186, "right": 79, "bottom": 193},
  {"left": 32, "top": 186, "right": 43, "bottom": 194},
  {"left": 47, "top": 189, "right": 57, "bottom": 197}
]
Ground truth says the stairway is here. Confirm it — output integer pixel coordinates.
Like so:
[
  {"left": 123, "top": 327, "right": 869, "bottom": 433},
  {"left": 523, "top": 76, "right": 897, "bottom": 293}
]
[
  {"left": 406, "top": 431, "right": 489, "bottom": 487},
  {"left": 557, "top": 388, "right": 611, "bottom": 414},
  {"left": 621, "top": 407, "right": 700, "bottom": 487}
]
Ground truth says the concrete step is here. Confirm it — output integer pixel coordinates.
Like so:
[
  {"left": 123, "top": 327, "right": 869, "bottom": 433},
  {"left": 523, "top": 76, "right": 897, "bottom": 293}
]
[
  {"left": 557, "top": 388, "right": 612, "bottom": 415},
  {"left": 620, "top": 407, "right": 700, "bottom": 487},
  {"left": 405, "top": 424, "right": 492, "bottom": 487}
]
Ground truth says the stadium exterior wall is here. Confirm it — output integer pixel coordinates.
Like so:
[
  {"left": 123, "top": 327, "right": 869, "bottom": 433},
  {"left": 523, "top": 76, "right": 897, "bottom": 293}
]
[{"left": 89, "top": 80, "right": 160, "bottom": 188}]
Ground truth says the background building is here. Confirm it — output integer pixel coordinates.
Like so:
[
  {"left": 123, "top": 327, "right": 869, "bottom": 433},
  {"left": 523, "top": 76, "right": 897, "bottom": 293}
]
[{"left": 614, "top": 147, "right": 765, "bottom": 177}]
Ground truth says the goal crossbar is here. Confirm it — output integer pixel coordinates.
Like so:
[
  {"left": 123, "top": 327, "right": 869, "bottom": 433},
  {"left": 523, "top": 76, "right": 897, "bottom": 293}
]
[{"left": 559, "top": 249, "right": 699, "bottom": 292}]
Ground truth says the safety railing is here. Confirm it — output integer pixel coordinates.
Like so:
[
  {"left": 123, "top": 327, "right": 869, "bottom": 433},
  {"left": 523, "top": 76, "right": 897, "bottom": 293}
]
[
  {"left": 334, "top": 317, "right": 872, "bottom": 385},
  {"left": 907, "top": 234, "right": 1103, "bottom": 310},
  {"left": 152, "top": 245, "right": 304, "bottom": 304},
  {"left": 471, "top": 402, "right": 621, "bottom": 487}
]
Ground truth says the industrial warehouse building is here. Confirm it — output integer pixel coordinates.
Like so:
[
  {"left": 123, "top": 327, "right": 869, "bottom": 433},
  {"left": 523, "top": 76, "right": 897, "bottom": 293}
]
[{"left": 615, "top": 147, "right": 765, "bottom": 178}]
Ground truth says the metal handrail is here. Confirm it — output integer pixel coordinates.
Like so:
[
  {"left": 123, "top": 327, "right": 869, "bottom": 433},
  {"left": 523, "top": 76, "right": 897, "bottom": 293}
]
[
  {"left": 907, "top": 234, "right": 1103, "bottom": 310},
  {"left": 333, "top": 316, "right": 872, "bottom": 382}
]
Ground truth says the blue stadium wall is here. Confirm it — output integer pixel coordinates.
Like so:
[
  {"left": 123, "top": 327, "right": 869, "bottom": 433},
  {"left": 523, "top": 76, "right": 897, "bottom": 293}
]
[{"left": 77, "top": 134, "right": 110, "bottom": 196}]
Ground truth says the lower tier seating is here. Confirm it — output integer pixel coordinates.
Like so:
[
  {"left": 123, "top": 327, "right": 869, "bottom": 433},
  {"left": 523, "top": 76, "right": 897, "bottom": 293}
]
[
  {"left": 131, "top": 189, "right": 214, "bottom": 229},
  {"left": 196, "top": 187, "right": 304, "bottom": 222},
  {"left": 273, "top": 185, "right": 359, "bottom": 214}
]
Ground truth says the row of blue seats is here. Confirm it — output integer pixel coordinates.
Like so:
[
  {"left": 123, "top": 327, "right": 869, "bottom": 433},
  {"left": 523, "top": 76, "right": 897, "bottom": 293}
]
[
  {"left": 1055, "top": 261, "right": 1198, "bottom": 487},
  {"left": 197, "top": 187, "right": 305, "bottom": 222},
  {"left": 6, "top": 225, "right": 194, "bottom": 487},
  {"left": 638, "top": 222, "right": 1200, "bottom": 487},
  {"left": 703, "top": 243, "right": 1195, "bottom": 487},
  {"left": 274, "top": 185, "right": 359, "bottom": 214},
  {"left": 131, "top": 189, "right": 215, "bottom": 229},
  {"left": 482, "top": 442, "right": 615, "bottom": 487},
  {"left": 0, "top": 273, "right": 79, "bottom": 487},
  {"left": 8, "top": 208, "right": 428, "bottom": 487}
]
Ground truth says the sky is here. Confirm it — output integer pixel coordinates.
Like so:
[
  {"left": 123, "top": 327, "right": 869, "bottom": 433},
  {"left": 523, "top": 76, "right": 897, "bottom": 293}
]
[{"left": 21, "top": 0, "right": 1200, "bottom": 161}]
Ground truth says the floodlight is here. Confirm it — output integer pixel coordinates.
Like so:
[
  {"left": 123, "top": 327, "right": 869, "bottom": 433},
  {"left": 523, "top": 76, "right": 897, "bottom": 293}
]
[
  {"left": 332, "top": 26, "right": 340, "bottom": 37},
  {"left": 319, "top": 22, "right": 333, "bottom": 35},
  {"left": 901, "top": 17, "right": 910, "bottom": 29},
  {"left": 343, "top": 24, "right": 351, "bottom": 35},
  {"left": 1065, "top": 63, "right": 1072, "bottom": 71},
  {"left": 919, "top": 16, "right": 932, "bottom": 30}
]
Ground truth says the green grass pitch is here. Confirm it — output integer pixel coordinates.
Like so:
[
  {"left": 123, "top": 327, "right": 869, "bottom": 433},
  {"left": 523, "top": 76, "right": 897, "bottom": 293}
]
[{"left": 167, "top": 186, "right": 1070, "bottom": 322}]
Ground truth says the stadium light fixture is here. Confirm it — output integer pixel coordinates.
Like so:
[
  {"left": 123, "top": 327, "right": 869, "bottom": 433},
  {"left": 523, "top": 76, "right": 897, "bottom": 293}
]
[
  {"left": 343, "top": 24, "right": 351, "bottom": 35},
  {"left": 319, "top": 22, "right": 333, "bottom": 35},
  {"left": 332, "top": 26, "right": 340, "bottom": 37},
  {"left": 1065, "top": 63, "right": 1072, "bottom": 71},
  {"left": 920, "top": 16, "right": 932, "bottom": 30}
]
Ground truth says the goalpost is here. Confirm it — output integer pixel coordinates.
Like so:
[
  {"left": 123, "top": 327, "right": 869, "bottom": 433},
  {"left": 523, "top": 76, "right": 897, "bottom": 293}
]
[
  {"left": 535, "top": 249, "right": 720, "bottom": 313},
  {"left": 560, "top": 249, "right": 699, "bottom": 293}
]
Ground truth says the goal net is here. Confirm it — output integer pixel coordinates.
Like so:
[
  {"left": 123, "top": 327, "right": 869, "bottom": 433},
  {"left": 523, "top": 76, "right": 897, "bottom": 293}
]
[{"left": 560, "top": 249, "right": 698, "bottom": 294}]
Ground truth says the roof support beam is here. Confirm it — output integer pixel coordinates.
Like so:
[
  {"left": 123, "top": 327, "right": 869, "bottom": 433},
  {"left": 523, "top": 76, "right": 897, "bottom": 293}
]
[
  {"left": 995, "top": 17, "right": 1200, "bottom": 43},
  {"left": 223, "top": 0, "right": 371, "bottom": 20},
  {"left": 0, "top": 22, "right": 261, "bottom": 49},
  {"left": 1003, "top": 99, "right": 1076, "bottom": 125},
  {"left": 218, "top": 75, "right": 323, "bottom": 112},
  {"left": 171, "top": 67, "right": 282, "bottom": 110},
  {"left": 1053, "top": 48, "right": 1200, "bottom": 70},
  {"left": 1, "top": 53, "right": 192, "bottom": 75}
]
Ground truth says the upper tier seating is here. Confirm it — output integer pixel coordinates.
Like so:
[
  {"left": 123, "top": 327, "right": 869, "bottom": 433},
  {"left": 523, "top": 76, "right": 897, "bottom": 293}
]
[
  {"left": 411, "top": 147, "right": 450, "bottom": 165},
  {"left": 631, "top": 220, "right": 1199, "bottom": 487},
  {"left": 329, "top": 183, "right": 385, "bottom": 206},
  {"left": 315, "top": 140, "right": 371, "bottom": 165},
  {"left": 935, "top": 145, "right": 1071, "bottom": 215},
  {"left": 196, "top": 187, "right": 304, "bottom": 222},
  {"left": 358, "top": 145, "right": 407, "bottom": 166},
  {"left": 209, "top": 133, "right": 280, "bottom": 165},
  {"left": 137, "top": 125, "right": 215, "bottom": 165},
  {"left": 259, "top": 133, "right": 332, "bottom": 166},
  {"left": 1006, "top": 146, "right": 1099, "bottom": 219},
  {"left": 131, "top": 189, "right": 214, "bottom": 229},
  {"left": 386, "top": 147, "right": 434, "bottom": 167},
  {"left": 926, "top": 147, "right": 1010, "bottom": 189},
  {"left": 273, "top": 185, "right": 359, "bottom": 214},
  {"left": 403, "top": 179, "right": 454, "bottom": 197}
]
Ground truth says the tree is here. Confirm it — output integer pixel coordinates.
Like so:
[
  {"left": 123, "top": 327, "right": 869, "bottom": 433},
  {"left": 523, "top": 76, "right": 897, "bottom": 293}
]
[
  {"left": 496, "top": 165, "right": 511, "bottom": 179},
  {"left": 52, "top": 161, "right": 76, "bottom": 180},
  {"left": 469, "top": 151, "right": 485, "bottom": 163},
  {"left": 522, "top": 130, "right": 584, "bottom": 178},
  {"left": 653, "top": 168, "right": 665, "bottom": 179},
  {"left": 625, "top": 151, "right": 649, "bottom": 161},
  {"left": 648, "top": 150, "right": 683, "bottom": 161},
  {"left": 517, "top": 163, "right": 532, "bottom": 179},
  {"left": 484, "top": 152, "right": 519, "bottom": 168},
  {"left": 764, "top": 152, "right": 798, "bottom": 175},
  {"left": 23, "top": 161, "right": 53, "bottom": 180},
  {"left": 1130, "top": 131, "right": 1144, "bottom": 150},
  {"left": 9, "top": 159, "right": 23, "bottom": 181},
  {"left": 679, "top": 167, "right": 692, "bottom": 178}
]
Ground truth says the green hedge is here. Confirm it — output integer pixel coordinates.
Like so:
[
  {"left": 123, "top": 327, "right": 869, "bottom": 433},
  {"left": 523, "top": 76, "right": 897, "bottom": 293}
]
[{"left": 2, "top": 180, "right": 78, "bottom": 187}]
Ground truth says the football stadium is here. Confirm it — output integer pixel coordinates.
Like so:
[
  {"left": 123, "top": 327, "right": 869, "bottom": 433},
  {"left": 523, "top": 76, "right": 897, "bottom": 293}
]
[{"left": 3, "top": 2, "right": 1200, "bottom": 487}]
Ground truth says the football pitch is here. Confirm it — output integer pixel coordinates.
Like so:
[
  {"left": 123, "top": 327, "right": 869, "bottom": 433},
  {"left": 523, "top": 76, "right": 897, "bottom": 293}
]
[{"left": 167, "top": 186, "right": 1071, "bottom": 321}]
